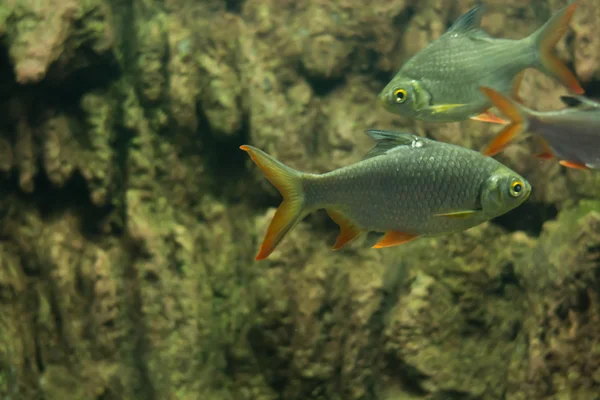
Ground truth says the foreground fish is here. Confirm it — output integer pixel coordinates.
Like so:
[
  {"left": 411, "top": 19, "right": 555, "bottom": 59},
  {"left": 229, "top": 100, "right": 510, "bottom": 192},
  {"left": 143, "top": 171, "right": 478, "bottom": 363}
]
[
  {"left": 378, "top": 3, "right": 583, "bottom": 123},
  {"left": 241, "top": 130, "right": 531, "bottom": 260},
  {"left": 481, "top": 86, "right": 600, "bottom": 170}
]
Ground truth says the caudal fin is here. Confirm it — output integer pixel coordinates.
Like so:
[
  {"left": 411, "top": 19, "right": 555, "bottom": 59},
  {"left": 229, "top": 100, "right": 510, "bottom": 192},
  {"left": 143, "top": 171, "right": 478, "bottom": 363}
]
[
  {"left": 480, "top": 87, "right": 529, "bottom": 156},
  {"left": 531, "top": 2, "right": 584, "bottom": 94},
  {"left": 240, "top": 145, "right": 306, "bottom": 260}
]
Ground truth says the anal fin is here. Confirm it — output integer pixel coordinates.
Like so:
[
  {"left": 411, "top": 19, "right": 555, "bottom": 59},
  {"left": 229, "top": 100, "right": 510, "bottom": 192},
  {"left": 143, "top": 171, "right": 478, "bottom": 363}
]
[
  {"left": 559, "top": 160, "right": 588, "bottom": 170},
  {"left": 534, "top": 138, "right": 555, "bottom": 160},
  {"left": 372, "top": 231, "right": 419, "bottom": 249},
  {"left": 535, "top": 151, "right": 554, "bottom": 160},
  {"left": 326, "top": 208, "right": 363, "bottom": 250}
]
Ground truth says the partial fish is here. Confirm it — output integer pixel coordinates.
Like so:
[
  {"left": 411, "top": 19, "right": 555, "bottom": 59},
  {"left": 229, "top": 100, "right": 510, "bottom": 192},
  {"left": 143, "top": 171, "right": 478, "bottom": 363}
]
[
  {"left": 481, "top": 86, "right": 600, "bottom": 170},
  {"left": 378, "top": 3, "right": 583, "bottom": 123},
  {"left": 241, "top": 130, "right": 531, "bottom": 260}
]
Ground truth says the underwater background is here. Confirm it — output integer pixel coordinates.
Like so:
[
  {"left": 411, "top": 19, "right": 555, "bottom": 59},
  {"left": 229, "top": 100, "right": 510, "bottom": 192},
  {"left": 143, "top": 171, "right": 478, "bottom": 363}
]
[{"left": 0, "top": 0, "right": 599, "bottom": 399}]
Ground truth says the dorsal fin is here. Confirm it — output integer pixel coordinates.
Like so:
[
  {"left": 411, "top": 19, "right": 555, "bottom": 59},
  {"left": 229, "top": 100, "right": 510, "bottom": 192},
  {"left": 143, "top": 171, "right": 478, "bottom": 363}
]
[
  {"left": 560, "top": 95, "right": 600, "bottom": 109},
  {"left": 363, "top": 129, "right": 423, "bottom": 160},
  {"left": 447, "top": 5, "right": 486, "bottom": 34}
]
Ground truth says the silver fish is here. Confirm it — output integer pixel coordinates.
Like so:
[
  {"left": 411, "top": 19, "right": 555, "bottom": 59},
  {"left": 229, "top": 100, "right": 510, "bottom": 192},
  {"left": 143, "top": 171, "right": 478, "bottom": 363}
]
[
  {"left": 481, "top": 86, "right": 600, "bottom": 170},
  {"left": 378, "top": 3, "right": 584, "bottom": 123},
  {"left": 240, "top": 130, "right": 531, "bottom": 260}
]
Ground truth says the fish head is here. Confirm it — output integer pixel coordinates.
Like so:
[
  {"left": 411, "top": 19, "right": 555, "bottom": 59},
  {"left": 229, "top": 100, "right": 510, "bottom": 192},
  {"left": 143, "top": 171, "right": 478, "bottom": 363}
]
[
  {"left": 378, "top": 76, "right": 431, "bottom": 118},
  {"left": 480, "top": 168, "right": 531, "bottom": 217}
]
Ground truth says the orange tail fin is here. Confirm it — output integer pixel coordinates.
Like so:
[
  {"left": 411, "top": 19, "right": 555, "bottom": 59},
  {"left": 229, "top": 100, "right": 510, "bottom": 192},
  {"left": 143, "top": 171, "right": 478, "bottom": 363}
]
[
  {"left": 533, "top": 2, "right": 584, "bottom": 94},
  {"left": 240, "top": 145, "right": 306, "bottom": 260},
  {"left": 479, "top": 87, "right": 528, "bottom": 157}
]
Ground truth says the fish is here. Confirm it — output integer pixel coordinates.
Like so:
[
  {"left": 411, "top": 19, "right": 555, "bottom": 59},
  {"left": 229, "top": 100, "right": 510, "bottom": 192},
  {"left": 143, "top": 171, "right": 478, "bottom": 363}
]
[
  {"left": 480, "top": 86, "right": 600, "bottom": 170},
  {"left": 378, "top": 2, "right": 584, "bottom": 123},
  {"left": 240, "top": 130, "right": 531, "bottom": 260}
]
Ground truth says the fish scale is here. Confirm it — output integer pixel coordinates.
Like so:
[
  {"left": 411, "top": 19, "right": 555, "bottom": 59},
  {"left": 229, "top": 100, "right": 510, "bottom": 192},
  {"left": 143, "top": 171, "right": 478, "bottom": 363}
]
[
  {"left": 240, "top": 130, "right": 531, "bottom": 260},
  {"left": 407, "top": 39, "right": 528, "bottom": 103},
  {"left": 378, "top": 3, "right": 584, "bottom": 123}
]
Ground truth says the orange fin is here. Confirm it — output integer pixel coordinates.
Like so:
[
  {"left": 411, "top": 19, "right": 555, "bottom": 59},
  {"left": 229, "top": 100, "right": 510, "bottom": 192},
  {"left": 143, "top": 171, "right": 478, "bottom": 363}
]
[
  {"left": 511, "top": 71, "right": 525, "bottom": 103},
  {"left": 480, "top": 86, "right": 527, "bottom": 156},
  {"left": 559, "top": 160, "right": 588, "bottom": 170},
  {"left": 535, "top": 2, "right": 584, "bottom": 94},
  {"left": 326, "top": 208, "right": 363, "bottom": 250},
  {"left": 534, "top": 138, "right": 555, "bottom": 160},
  {"left": 535, "top": 151, "right": 554, "bottom": 160},
  {"left": 470, "top": 110, "right": 508, "bottom": 125},
  {"left": 372, "top": 231, "right": 419, "bottom": 249},
  {"left": 240, "top": 145, "right": 306, "bottom": 260}
]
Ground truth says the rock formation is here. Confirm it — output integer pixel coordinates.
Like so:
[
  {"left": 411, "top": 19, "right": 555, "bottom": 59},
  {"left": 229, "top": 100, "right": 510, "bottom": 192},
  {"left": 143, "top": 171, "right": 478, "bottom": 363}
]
[{"left": 0, "top": 0, "right": 598, "bottom": 398}]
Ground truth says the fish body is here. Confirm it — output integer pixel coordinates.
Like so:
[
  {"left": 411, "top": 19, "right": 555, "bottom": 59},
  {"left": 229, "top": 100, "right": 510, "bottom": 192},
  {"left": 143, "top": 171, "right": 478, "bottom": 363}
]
[
  {"left": 481, "top": 87, "right": 600, "bottom": 170},
  {"left": 241, "top": 130, "right": 531, "bottom": 260},
  {"left": 378, "top": 3, "right": 583, "bottom": 123}
]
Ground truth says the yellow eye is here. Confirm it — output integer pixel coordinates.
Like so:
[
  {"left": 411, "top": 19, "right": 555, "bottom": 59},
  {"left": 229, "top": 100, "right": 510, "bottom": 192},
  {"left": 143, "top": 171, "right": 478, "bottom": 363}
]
[
  {"left": 510, "top": 181, "right": 524, "bottom": 197},
  {"left": 393, "top": 88, "right": 408, "bottom": 103}
]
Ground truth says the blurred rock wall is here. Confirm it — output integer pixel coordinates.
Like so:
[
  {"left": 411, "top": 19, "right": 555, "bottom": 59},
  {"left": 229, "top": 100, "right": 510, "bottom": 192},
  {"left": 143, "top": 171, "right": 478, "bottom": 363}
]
[{"left": 0, "top": 0, "right": 598, "bottom": 399}]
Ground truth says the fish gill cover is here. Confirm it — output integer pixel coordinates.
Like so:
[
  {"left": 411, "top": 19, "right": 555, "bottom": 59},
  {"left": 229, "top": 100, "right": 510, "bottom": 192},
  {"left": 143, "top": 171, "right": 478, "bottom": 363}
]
[{"left": 0, "top": 0, "right": 598, "bottom": 399}]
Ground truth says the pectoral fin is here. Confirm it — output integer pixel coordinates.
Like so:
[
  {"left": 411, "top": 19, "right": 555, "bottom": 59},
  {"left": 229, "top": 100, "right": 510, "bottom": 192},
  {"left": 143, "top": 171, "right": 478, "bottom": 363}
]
[
  {"left": 470, "top": 110, "right": 508, "bottom": 125},
  {"left": 429, "top": 104, "right": 468, "bottom": 114},
  {"left": 434, "top": 210, "right": 480, "bottom": 219},
  {"left": 372, "top": 231, "right": 420, "bottom": 249},
  {"left": 326, "top": 208, "right": 363, "bottom": 250}
]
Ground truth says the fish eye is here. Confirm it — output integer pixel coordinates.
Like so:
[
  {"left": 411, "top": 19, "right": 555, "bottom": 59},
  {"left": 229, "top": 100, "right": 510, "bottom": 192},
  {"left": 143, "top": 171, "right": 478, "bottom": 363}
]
[
  {"left": 510, "top": 181, "right": 523, "bottom": 197},
  {"left": 393, "top": 88, "right": 408, "bottom": 103}
]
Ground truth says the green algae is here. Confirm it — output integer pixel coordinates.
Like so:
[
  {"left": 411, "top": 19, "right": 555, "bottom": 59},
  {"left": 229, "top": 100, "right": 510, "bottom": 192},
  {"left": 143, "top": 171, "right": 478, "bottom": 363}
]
[{"left": 0, "top": 0, "right": 599, "bottom": 399}]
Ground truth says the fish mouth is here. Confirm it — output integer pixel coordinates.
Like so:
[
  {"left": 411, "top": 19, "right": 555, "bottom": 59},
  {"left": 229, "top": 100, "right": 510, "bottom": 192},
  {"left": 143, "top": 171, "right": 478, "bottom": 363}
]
[{"left": 378, "top": 92, "right": 391, "bottom": 109}]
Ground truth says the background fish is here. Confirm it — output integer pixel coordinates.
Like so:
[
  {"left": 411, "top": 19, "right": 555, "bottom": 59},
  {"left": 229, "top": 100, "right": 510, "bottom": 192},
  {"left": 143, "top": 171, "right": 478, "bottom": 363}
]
[
  {"left": 241, "top": 130, "right": 531, "bottom": 260},
  {"left": 481, "top": 86, "right": 600, "bottom": 170},
  {"left": 378, "top": 3, "right": 584, "bottom": 123}
]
